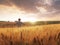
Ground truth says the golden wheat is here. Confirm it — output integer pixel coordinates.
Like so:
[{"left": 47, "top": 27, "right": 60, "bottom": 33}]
[{"left": 0, "top": 24, "right": 60, "bottom": 45}]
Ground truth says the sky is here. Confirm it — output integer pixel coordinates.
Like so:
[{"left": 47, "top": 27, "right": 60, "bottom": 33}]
[{"left": 0, "top": 0, "right": 60, "bottom": 22}]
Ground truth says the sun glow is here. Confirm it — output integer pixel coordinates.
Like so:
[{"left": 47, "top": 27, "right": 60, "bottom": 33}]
[{"left": 21, "top": 17, "right": 37, "bottom": 22}]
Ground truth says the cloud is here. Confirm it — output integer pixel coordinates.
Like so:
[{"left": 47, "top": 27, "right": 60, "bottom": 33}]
[
  {"left": 0, "top": 0, "right": 12, "bottom": 6},
  {"left": 53, "top": 0, "right": 60, "bottom": 10},
  {"left": 0, "top": 0, "right": 60, "bottom": 15},
  {"left": 9, "top": 0, "right": 40, "bottom": 13},
  {"left": 0, "top": 0, "right": 52, "bottom": 13}
]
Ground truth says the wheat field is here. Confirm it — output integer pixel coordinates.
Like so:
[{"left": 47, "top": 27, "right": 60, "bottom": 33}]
[{"left": 0, "top": 24, "right": 60, "bottom": 45}]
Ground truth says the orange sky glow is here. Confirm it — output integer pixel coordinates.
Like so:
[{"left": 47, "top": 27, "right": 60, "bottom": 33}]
[
  {"left": 0, "top": 0, "right": 60, "bottom": 22},
  {"left": 0, "top": 5, "right": 47, "bottom": 22}
]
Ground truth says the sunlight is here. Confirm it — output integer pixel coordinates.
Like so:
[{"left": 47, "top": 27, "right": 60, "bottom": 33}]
[
  {"left": 28, "top": 17, "right": 37, "bottom": 22},
  {"left": 21, "top": 17, "right": 37, "bottom": 22}
]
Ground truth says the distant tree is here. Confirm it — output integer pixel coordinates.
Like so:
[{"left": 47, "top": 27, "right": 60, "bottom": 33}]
[
  {"left": 18, "top": 18, "right": 21, "bottom": 22},
  {"left": 16, "top": 18, "right": 22, "bottom": 27}
]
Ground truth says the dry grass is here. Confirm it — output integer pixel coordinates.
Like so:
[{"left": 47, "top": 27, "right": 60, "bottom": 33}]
[{"left": 0, "top": 24, "right": 60, "bottom": 45}]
